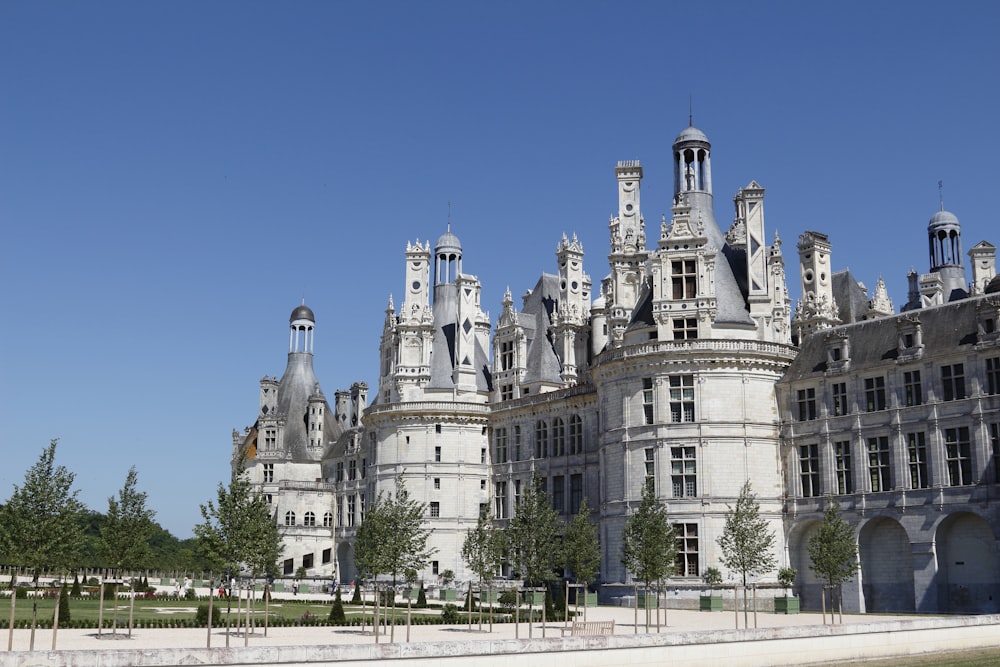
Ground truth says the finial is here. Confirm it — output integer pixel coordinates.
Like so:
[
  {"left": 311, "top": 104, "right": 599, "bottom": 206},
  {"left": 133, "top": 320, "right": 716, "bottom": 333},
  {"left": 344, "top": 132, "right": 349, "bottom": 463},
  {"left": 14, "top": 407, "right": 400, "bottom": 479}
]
[
  {"left": 447, "top": 200, "right": 452, "bottom": 232},
  {"left": 689, "top": 95, "right": 693, "bottom": 127},
  {"left": 938, "top": 180, "right": 944, "bottom": 211}
]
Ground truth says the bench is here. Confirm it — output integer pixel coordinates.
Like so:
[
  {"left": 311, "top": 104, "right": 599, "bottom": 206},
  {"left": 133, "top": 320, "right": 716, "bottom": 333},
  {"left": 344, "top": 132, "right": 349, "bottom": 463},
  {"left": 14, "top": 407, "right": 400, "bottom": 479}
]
[{"left": 566, "top": 620, "right": 615, "bottom": 636}]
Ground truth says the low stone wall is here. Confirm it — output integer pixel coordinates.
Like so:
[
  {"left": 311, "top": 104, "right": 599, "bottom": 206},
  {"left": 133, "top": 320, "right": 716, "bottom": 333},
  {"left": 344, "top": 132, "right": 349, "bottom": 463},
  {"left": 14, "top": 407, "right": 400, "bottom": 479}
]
[{"left": 3, "top": 615, "right": 999, "bottom": 667}]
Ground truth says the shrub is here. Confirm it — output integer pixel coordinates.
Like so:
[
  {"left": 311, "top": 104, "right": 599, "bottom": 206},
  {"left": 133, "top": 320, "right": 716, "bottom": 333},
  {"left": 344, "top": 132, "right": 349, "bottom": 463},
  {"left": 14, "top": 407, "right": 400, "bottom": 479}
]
[
  {"left": 195, "top": 604, "right": 221, "bottom": 627},
  {"left": 440, "top": 604, "right": 460, "bottom": 624},
  {"left": 14, "top": 587, "right": 26, "bottom": 599},
  {"left": 350, "top": 585, "right": 361, "bottom": 605},
  {"left": 703, "top": 567, "right": 723, "bottom": 586},
  {"left": 184, "top": 588, "right": 196, "bottom": 600},
  {"left": 58, "top": 584, "right": 71, "bottom": 626},
  {"left": 329, "top": 588, "right": 346, "bottom": 624},
  {"left": 71, "top": 575, "right": 81, "bottom": 597},
  {"left": 416, "top": 583, "right": 426, "bottom": 608},
  {"left": 777, "top": 567, "right": 797, "bottom": 590}
]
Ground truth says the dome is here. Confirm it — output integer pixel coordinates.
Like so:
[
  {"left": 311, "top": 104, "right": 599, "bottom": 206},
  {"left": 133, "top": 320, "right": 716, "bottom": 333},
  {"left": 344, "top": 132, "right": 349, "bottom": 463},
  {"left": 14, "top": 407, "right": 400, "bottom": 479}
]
[
  {"left": 673, "top": 125, "right": 710, "bottom": 146},
  {"left": 986, "top": 274, "right": 1000, "bottom": 294},
  {"left": 928, "top": 209, "right": 960, "bottom": 230},
  {"left": 289, "top": 303, "right": 315, "bottom": 323},
  {"left": 435, "top": 229, "right": 462, "bottom": 254}
]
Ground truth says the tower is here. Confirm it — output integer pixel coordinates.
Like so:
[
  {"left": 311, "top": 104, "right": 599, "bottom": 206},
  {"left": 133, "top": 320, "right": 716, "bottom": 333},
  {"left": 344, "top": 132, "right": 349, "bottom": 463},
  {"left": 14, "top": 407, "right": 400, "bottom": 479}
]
[
  {"left": 928, "top": 208, "right": 967, "bottom": 302},
  {"left": 792, "top": 231, "right": 840, "bottom": 343},
  {"left": 607, "top": 160, "right": 647, "bottom": 344},
  {"left": 553, "top": 233, "right": 591, "bottom": 384}
]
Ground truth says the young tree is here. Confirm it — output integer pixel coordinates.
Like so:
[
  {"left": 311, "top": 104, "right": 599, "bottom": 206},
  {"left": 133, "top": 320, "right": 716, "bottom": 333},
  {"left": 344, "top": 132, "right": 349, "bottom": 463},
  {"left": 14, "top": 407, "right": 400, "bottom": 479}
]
[
  {"left": 717, "top": 481, "right": 777, "bottom": 626},
  {"left": 0, "top": 440, "right": 86, "bottom": 649},
  {"left": 461, "top": 511, "right": 504, "bottom": 629},
  {"left": 807, "top": 498, "right": 859, "bottom": 621},
  {"left": 621, "top": 483, "right": 675, "bottom": 629},
  {"left": 508, "top": 476, "right": 562, "bottom": 588},
  {"left": 100, "top": 466, "right": 156, "bottom": 635},
  {"left": 562, "top": 497, "right": 601, "bottom": 620}
]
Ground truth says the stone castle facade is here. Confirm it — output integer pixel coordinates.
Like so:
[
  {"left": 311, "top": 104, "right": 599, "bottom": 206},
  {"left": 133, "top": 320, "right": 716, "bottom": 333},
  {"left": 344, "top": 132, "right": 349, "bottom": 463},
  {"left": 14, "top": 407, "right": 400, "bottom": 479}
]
[{"left": 232, "top": 124, "right": 1000, "bottom": 612}]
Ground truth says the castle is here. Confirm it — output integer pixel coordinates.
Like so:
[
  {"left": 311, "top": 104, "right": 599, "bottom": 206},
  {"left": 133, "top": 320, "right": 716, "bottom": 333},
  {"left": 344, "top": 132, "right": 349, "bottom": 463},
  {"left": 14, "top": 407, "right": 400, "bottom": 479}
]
[{"left": 232, "top": 123, "right": 1000, "bottom": 613}]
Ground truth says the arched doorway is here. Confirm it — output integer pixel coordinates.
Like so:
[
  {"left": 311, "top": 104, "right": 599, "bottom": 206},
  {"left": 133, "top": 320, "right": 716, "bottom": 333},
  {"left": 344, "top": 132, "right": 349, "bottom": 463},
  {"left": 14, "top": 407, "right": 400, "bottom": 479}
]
[
  {"left": 337, "top": 542, "right": 355, "bottom": 584},
  {"left": 787, "top": 520, "right": 823, "bottom": 610},
  {"left": 935, "top": 512, "right": 1000, "bottom": 613},
  {"left": 859, "top": 516, "right": 915, "bottom": 612}
]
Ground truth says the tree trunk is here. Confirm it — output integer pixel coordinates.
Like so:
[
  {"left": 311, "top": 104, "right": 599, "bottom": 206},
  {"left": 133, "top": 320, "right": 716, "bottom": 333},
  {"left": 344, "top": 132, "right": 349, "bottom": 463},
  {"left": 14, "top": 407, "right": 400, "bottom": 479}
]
[
  {"left": 8, "top": 574, "right": 17, "bottom": 651},
  {"left": 50, "top": 581, "right": 61, "bottom": 650}
]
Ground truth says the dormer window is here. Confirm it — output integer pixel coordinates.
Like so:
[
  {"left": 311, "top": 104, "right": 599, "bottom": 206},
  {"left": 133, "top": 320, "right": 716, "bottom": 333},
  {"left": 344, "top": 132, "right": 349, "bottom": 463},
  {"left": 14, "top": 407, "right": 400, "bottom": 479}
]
[
  {"left": 976, "top": 299, "right": 1000, "bottom": 347},
  {"left": 896, "top": 316, "right": 924, "bottom": 362},
  {"left": 825, "top": 333, "right": 850, "bottom": 374}
]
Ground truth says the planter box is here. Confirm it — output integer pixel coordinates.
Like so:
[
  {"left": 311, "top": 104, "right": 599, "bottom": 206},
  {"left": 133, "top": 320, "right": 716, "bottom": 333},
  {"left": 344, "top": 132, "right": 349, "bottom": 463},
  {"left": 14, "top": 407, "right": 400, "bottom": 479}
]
[
  {"left": 438, "top": 589, "right": 458, "bottom": 601},
  {"left": 637, "top": 593, "right": 659, "bottom": 609},
  {"left": 774, "top": 596, "right": 800, "bottom": 614},
  {"left": 700, "top": 595, "right": 724, "bottom": 611}
]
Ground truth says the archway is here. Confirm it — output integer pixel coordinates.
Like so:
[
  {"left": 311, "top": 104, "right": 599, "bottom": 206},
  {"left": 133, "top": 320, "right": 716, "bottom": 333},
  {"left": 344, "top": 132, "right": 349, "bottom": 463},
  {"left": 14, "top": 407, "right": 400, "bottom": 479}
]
[
  {"left": 337, "top": 542, "right": 355, "bottom": 584},
  {"left": 859, "top": 516, "right": 915, "bottom": 612},
  {"left": 786, "top": 519, "right": 823, "bottom": 610},
  {"left": 935, "top": 512, "right": 1000, "bottom": 613}
]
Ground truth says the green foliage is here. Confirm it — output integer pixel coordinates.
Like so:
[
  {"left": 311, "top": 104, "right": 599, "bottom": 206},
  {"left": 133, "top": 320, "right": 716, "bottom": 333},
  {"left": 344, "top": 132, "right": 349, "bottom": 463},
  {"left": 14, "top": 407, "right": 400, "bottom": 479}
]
[
  {"left": 329, "top": 587, "right": 346, "bottom": 623},
  {"left": 461, "top": 511, "right": 504, "bottom": 589},
  {"left": 703, "top": 566, "right": 723, "bottom": 586},
  {"left": 562, "top": 497, "right": 600, "bottom": 588},
  {"left": 508, "top": 476, "right": 562, "bottom": 587},
  {"left": 350, "top": 584, "right": 361, "bottom": 604},
  {"left": 0, "top": 440, "right": 86, "bottom": 581},
  {"left": 717, "top": 481, "right": 777, "bottom": 586},
  {"left": 440, "top": 603, "right": 460, "bottom": 623},
  {"left": 777, "top": 567, "right": 797, "bottom": 589},
  {"left": 497, "top": 589, "right": 518, "bottom": 612},
  {"left": 807, "top": 498, "right": 859, "bottom": 588},
  {"left": 194, "top": 604, "right": 221, "bottom": 626},
  {"left": 416, "top": 582, "right": 426, "bottom": 607},
  {"left": 354, "top": 476, "right": 434, "bottom": 589},
  {"left": 57, "top": 584, "right": 70, "bottom": 626},
  {"left": 440, "top": 569, "right": 455, "bottom": 586},
  {"left": 621, "top": 483, "right": 676, "bottom": 589},
  {"left": 71, "top": 575, "right": 81, "bottom": 597},
  {"left": 100, "top": 467, "right": 155, "bottom": 572}
]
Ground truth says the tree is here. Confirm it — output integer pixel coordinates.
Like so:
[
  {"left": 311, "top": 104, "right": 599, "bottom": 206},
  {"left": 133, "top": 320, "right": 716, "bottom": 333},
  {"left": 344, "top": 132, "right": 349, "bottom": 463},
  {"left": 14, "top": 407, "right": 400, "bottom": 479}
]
[
  {"left": 621, "top": 483, "right": 675, "bottom": 629},
  {"left": 717, "top": 481, "right": 777, "bottom": 587},
  {"left": 100, "top": 466, "right": 156, "bottom": 635},
  {"left": 807, "top": 498, "right": 859, "bottom": 620},
  {"left": 508, "top": 476, "right": 562, "bottom": 588},
  {"left": 0, "top": 440, "right": 86, "bottom": 648},
  {"left": 562, "top": 497, "right": 600, "bottom": 619},
  {"left": 461, "top": 511, "right": 504, "bottom": 629}
]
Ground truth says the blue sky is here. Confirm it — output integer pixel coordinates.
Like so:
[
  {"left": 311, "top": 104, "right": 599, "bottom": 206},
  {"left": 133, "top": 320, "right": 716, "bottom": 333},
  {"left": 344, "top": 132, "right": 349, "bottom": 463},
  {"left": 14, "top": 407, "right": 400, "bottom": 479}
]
[{"left": 2, "top": 1, "right": 998, "bottom": 538}]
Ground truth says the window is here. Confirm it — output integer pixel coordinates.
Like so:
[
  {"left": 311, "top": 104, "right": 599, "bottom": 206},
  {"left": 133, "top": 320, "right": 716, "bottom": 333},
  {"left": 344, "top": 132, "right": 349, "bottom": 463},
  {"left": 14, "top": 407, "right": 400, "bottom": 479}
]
[
  {"left": 535, "top": 420, "right": 548, "bottom": 458},
  {"left": 435, "top": 424, "right": 442, "bottom": 434},
  {"left": 986, "top": 357, "right": 1000, "bottom": 395},
  {"left": 673, "top": 317, "right": 698, "bottom": 340},
  {"left": 361, "top": 458, "right": 366, "bottom": 479},
  {"left": 945, "top": 427, "right": 972, "bottom": 486},
  {"left": 569, "top": 415, "right": 583, "bottom": 454},
  {"left": 903, "top": 370, "right": 923, "bottom": 406},
  {"left": 481, "top": 478, "right": 487, "bottom": 490},
  {"left": 263, "top": 463, "right": 274, "bottom": 483},
  {"left": 834, "top": 440, "right": 852, "bottom": 494},
  {"left": 432, "top": 561, "right": 439, "bottom": 575},
  {"left": 500, "top": 384, "right": 514, "bottom": 401},
  {"left": 906, "top": 432, "right": 929, "bottom": 489},
  {"left": 264, "top": 429, "right": 276, "bottom": 450},
  {"left": 302, "top": 553, "right": 314, "bottom": 570},
  {"left": 675, "top": 523, "right": 699, "bottom": 576},
  {"left": 481, "top": 447, "right": 487, "bottom": 464},
  {"left": 642, "top": 379, "right": 654, "bottom": 424},
  {"left": 644, "top": 447, "right": 656, "bottom": 491},
  {"left": 552, "top": 475, "right": 565, "bottom": 513},
  {"left": 500, "top": 340, "right": 514, "bottom": 371},
  {"left": 671, "top": 259, "right": 697, "bottom": 299},
  {"left": 430, "top": 501, "right": 440, "bottom": 518},
  {"left": 435, "top": 446, "right": 442, "bottom": 462},
  {"left": 434, "top": 477, "right": 441, "bottom": 490},
  {"left": 283, "top": 558, "right": 294, "bottom": 575},
  {"left": 669, "top": 375, "right": 695, "bottom": 422},
  {"left": 303, "top": 511, "right": 316, "bottom": 527},
  {"left": 337, "top": 498, "right": 343, "bottom": 527},
  {"left": 570, "top": 474, "right": 583, "bottom": 514},
  {"left": 799, "top": 444, "right": 820, "bottom": 497},
  {"left": 513, "top": 425, "right": 522, "bottom": 461},
  {"left": 552, "top": 418, "right": 565, "bottom": 456},
  {"left": 347, "top": 496, "right": 356, "bottom": 527},
  {"left": 797, "top": 388, "right": 817, "bottom": 421},
  {"left": 867, "top": 436, "right": 891, "bottom": 492},
  {"left": 671, "top": 446, "right": 697, "bottom": 497},
  {"left": 323, "top": 512, "right": 333, "bottom": 527},
  {"left": 494, "top": 428, "right": 508, "bottom": 463},
  {"left": 864, "top": 377, "right": 886, "bottom": 412},
  {"left": 942, "top": 364, "right": 966, "bottom": 401},
  {"left": 322, "top": 548, "right": 332, "bottom": 564},
  {"left": 359, "top": 493, "right": 365, "bottom": 522},
  {"left": 514, "top": 479, "right": 521, "bottom": 507},
  {"left": 284, "top": 511, "right": 296, "bottom": 526},
  {"left": 991, "top": 423, "right": 1000, "bottom": 483},
  {"left": 831, "top": 382, "right": 848, "bottom": 416},
  {"left": 348, "top": 459, "right": 357, "bottom": 480},
  {"left": 336, "top": 462, "right": 344, "bottom": 482},
  {"left": 494, "top": 481, "right": 508, "bottom": 519}
]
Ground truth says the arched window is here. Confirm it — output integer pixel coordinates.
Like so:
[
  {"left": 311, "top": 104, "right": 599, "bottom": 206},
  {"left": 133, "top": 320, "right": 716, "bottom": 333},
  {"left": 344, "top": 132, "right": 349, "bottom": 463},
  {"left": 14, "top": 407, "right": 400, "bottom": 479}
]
[
  {"left": 569, "top": 415, "right": 583, "bottom": 455},
  {"left": 303, "top": 511, "right": 316, "bottom": 527},
  {"left": 284, "top": 511, "right": 296, "bottom": 526},
  {"left": 323, "top": 512, "right": 333, "bottom": 527},
  {"left": 552, "top": 418, "right": 565, "bottom": 456},
  {"left": 535, "top": 420, "right": 548, "bottom": 458}
]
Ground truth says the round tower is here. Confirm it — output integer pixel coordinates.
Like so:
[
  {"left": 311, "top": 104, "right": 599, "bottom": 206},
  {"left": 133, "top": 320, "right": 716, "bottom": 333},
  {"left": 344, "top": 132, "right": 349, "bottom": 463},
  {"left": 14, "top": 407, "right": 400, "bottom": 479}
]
[
  {"left": 289, "top": 303, "right": 315, "bottom": 354},
  {"left": 928, "top": 209, "right": 967, "bottom": 302},
  {"left": 673, "top": 124, "right": 712, "bottom": 198}
]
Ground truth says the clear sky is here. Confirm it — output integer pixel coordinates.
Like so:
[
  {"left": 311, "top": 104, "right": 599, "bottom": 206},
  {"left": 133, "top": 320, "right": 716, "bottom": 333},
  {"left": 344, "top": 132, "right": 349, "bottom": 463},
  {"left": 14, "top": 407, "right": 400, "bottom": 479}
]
[{"left": 2, "top": 1, "right": 998, "bottom": 539}]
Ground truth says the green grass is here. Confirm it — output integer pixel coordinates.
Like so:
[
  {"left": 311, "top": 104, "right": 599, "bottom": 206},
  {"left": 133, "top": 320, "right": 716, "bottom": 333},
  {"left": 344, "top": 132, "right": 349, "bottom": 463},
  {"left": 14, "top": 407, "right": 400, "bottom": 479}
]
[{"left": 829, "top": 648, "right": 1000, "bottom": 667}]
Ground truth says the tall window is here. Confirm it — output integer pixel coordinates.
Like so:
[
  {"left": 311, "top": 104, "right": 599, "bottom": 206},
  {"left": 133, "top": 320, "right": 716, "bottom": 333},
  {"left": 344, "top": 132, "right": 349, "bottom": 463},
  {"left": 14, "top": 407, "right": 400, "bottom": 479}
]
[
  {"left": 941, "top": 364, "right": 966, "bottom": 401},
  {"left": 263, "top": 463, "right": 274, "bottom": 483},
  {"left": 430, "top": 501, "right": 440, "bottom": 518},
  {"left": 644, "top": 447, "right": 655, "bottom": 491},
  {"left": 673, "top": 317, "right": 698, "bottom": 340},
  {"left": 513, "top": 479, "right": 521, "bottom": 507},
  {"left": 302, "top": 511, "right": 315, "bottom": 527},
  {"left": 986, "top": 357, "right": 1000, "bottom": 395},
  {"left": 834, "top": 440, "right": 852, "bottom": 494},
  {"left": 642, "top": 379, "right": 655, "bottom": 424},
  {"left": 551, "top": 418, "right": 566, "bottom": 456},
  {"left": 513, "top": 425, "right": 522, "bottom": 461},
  {"left": 535, "top": 420, "right": 548, "bottom": 458},
  {"left": 674, "top": 523, "right": 699, "bottom": 576},
  {"left": 669, "top": 375, "right": 695, "bottom": 422},
  {"left": 569, "top": 415, "right": 583, "bottom": 455},
  {"left": 831, "top": 382, "right": 848, "bottom": 416},
  {"left": 797, "top": 388, "right": 817, "bottom": 421},
  {"left": 906, "top": 432, "right": 929, "bottom": 489},
  {"left": 323, "top": 512, "right": 333, "bottom": 527},
  {"left": 552, "top": 475, "right": 565, "bottom": 513},
  {"left": 337, "top": 498, "right": 343, "bottom": 527},
  {"left": 903, "top": 370, "right": 923, "bottom": 406},
  {"left": 991, "top": 423, "right": 1000, "bottom": 483},
  {"left": 285, "top": 511, "right": 296, "bottom": 526},
  {"left": 671, "top": 446, "right": 697, "bottom": 497},
  {"left": 671, "top": 259, "right": 697, "bottom": 299},
  {"left": 864, "top": 377, "right": 886, "bottom": 412},
  {"left": 494, "top": 481, "right": 508, "bottom": 519},
  {"left": 348, "top": 459, "right": 357, "bottom": 480},
  {"left": 945, "top": 427, "right": 972, "bottom": 486},
  {"left": 494, "top": 428, "right": 508, "bottom": 463},
  {"left": 264, "top": 429, "right": 276, "bottom": 450},
  {"left": 867, "top": 436, "right": 891, "bottom": 492},
  {"left": 359, "top": 493, "right": 365, "bottom": 522},
  {"left": 799, "top": 444, "right": 820, "bottom": 497},
  {"left": 570, "top": 474, "right": 584, "bottom": 514},
  {"left": 347, "top": 496, "right": 356, "bottom": 527},
  {"left": 336, "top": 461, "right": 344, "bottom": 482},
  {"left": 435, "top": 446, "right": 442, "bottom": 462},
  {"left": 500, "top": 340, "right": 514, "bottom": 371}
]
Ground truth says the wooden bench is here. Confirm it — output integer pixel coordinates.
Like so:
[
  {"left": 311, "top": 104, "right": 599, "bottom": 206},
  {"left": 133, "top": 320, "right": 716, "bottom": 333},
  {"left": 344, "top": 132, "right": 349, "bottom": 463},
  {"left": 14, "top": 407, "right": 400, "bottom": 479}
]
[{"left": 566, "top": 620, "right": 615, "bottom": 636}]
